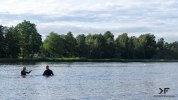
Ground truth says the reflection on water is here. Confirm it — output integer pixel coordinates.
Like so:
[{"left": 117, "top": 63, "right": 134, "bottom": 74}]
[{"left": 0, "top": 62, "right": 178, "bottom": 100}]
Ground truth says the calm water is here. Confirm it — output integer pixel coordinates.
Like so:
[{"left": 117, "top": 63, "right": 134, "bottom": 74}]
[{"left": 0, "top": 62, "right": 178, "bottom": 100}]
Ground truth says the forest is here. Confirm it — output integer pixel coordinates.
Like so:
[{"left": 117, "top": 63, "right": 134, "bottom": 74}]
[{"left": 0, "top": 20, "right": 178, "bottom": 59}]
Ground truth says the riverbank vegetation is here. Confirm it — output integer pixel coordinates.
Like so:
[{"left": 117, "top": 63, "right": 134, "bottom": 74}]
[
  {"left": 0, "top": 58, "right": 178, "bottom": 63},
  {"left": 1, "top": 20, "right": 178, "bottom": 60}
]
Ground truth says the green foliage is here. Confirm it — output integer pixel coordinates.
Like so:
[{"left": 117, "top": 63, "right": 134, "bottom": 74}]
[
  {"left": 76, "top": 34, "right": 87, "bottom": 57},
  {"left": 0, "top": 26, "right": 20, "bottom": 58},
  {"left": 4, "top": 27, "right": 20, "bottom": 58},
  {"left": 103, "top": 31, "right": 115, "bottom": 58},
  {"left": 0, "top": 25, "right": 6, "bottom": 57},
  {"left": 115, "top": 33, "right": 129, "bottom": 58},
  {"left": 1, "top": 21, "right": 178, "bottom": 59},
  {"left": 42, "top": 32, "right": 65, "bottom": 57},
  {"left": 137, "top": 34, "right": 156, "bottom": 58},
  {"left": 63, "top": 32, "right": 77, "bottom": 57},
  {"left": 33, "top": 31, "right": 178, "bottom": 59},
  {"left": 85, "top": 34, "right": 106, "bottom": 58},
  {"left": 15, "top": 20, "right": 42, "bottom": 58}
]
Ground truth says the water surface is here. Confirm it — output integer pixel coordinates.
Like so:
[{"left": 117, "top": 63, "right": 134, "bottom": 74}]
[{"left": 0, "top": 62, "right": 178, "bottom": 100}]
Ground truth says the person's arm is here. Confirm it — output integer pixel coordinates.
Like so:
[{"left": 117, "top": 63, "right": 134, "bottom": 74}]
[
  {"left": 26, "top": 70, "right": 32, "bottom": 74},
  {"left": 51, "top": 71, "right": 54, "bottom": 75}
]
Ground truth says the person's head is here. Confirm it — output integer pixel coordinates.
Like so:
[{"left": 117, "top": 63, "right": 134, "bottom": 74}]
[
  {"left": 46, "top": 65, "right": 49, "bottom": 70},
  {"left": 23, "top": 66, "right": 26, "bottom": 70}
]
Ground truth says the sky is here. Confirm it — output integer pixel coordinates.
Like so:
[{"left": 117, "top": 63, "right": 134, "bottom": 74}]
[{"left": 0, "top": 0, "right": 178, "bottom": 42}]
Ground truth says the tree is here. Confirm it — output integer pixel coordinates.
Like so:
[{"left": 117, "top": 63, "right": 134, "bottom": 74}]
[
  {"left": 85, "top": 34, "right": 106, "bottom": 58},
  {"left": 115, "top": 33, "right": 129, "bottom": 58},
  {"left": 157, "top": 38, "right": 165, "bottom": 50},
  {"left": 168, "top": 41, "right": 178, "bottom": 59},
  {"left": 15, "top": 20, "right": 42, "bottom": 58},
  {"left": 42, "top": 32, "right": 65, "bottom": 57},
  {"left": 103, "top": 31, "right": 115, "bottom": 58},
  {"left": 76, "top": 34, "right": 87, "bottom": 57},
  {"left": 154, "top": 38, "right": 167, "bottom": 59},
  {"left": 3, "top": 20, "right": 178, "bottom": 60},
  {"left": 4, "top": 27, "right": 20, "bottom": 58},
  {"left": 0, "top": 25, "right": 6, "bottom": 57},
  {"left": 137, "top": 34, "right": 156, "bottom": 58},
  {"left": 63, "top": 32, "right": 77, "bottom": 57},
  {"left": 127, "top": 36, "right": 137, "bottom": 59}
]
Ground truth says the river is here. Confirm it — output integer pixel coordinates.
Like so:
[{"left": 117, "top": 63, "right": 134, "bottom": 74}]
[{"left": 0, "top": 62, "right": 177, "bottom": 100}]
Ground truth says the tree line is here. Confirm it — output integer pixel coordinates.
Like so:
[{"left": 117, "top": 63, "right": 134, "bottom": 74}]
[
  {"left": 0, "top": 20, "right": 42, "bottom": 58},
  {"left": 1, "top": 20, "right": 178, "bottom": 59}
]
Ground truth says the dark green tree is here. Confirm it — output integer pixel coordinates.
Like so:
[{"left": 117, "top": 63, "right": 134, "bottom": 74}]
[
  {"left": 168, "top": 41, "right": 178, "bottom": 59},
  {"left": 127, "top": 36, "right": 137, "bottom": 59},
  {"left": 63, "top": 32, "right": 77, "bottom": 57},
  {"left": 42, "top": 32, "right": 65, "bottom": 57},
  {"left": 115, "top": 33, "right": 129, "bottom": 58},
  {"left": 4, "top": 27, "right": 20, "bottom": 58},
  {"left": 85, "top": 34, "right": 106, "bottom": 58},
  {"left": 15, "top": 20, "right": 42, "bottom": 58},
  {"left": 137, "top": 34, "right": 156, "bottom": 58},
  {"left": 0, "top": 25, "right": 6, "bottom": 57},
  {"left": 76, "top": 34, "right": 87, "bottom": 57},
  {"left": 154, "top": 38, "right": 167, "bottom": 59},
  {"left": 103, "top": 31, "right": 115, "bottom": 58}
]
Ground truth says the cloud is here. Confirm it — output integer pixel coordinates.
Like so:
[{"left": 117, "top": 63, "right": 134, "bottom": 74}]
[{"left": 0, "top": 0, "right": 178, "bottom": 42}]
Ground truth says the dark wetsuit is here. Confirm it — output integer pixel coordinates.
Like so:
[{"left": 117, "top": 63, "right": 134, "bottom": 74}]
[
  {"left": 21, "top": 70, "right": 31, "bottom": 76},
  {"left": 43, "top": 69, "right": 54, "bottom": 76}
]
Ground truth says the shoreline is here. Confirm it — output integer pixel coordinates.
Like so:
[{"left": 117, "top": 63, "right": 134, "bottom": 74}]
[{"left": 0, "top": 58, "right": 178, "bottom": 63}]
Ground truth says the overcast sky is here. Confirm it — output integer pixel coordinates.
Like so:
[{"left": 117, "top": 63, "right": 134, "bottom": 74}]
[{"left": 0, "top": 0, "right": 178, "bottom": 42}]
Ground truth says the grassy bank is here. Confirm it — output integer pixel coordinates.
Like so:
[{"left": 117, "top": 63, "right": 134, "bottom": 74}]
[{"left": 0, "top": 58, "right": 178, "bottom": 63}]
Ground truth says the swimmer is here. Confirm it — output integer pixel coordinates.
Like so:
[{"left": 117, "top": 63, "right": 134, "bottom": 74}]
[
  {"left": 43, "top": 65, "right": 54, "bottom": 76},
  {"left": 21, "top": 66, "right": 32, "bottom": 76}
]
